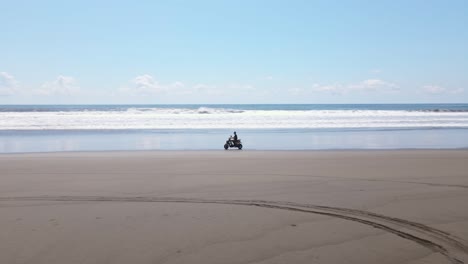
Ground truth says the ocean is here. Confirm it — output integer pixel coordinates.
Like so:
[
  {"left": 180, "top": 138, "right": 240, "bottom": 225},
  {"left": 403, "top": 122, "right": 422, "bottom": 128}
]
[{"left": 1, "top": 104, "right": 468, "bottom": 152}]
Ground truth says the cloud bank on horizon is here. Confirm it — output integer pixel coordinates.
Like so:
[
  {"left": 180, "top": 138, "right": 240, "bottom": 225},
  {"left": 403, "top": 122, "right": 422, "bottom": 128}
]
[{"left": 0, "top": 1, "right": 467, "bottom": 104}]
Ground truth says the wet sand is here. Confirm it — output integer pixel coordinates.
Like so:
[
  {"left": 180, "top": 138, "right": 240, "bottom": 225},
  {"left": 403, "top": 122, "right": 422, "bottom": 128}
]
[{"left": 1, "top": 150, "right": 468, "bottom": 263}]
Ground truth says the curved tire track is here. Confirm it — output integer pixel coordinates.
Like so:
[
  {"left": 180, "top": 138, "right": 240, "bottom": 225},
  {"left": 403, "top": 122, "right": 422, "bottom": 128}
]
[{"left": 1, "top": 196, "right": 467, "bottom": 263}]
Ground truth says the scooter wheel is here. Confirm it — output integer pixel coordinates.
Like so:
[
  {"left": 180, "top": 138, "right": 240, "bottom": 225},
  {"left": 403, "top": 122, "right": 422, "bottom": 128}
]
[
  {"left": 224, "top": 144, "right": 228, "bottom": 150},
  {"left": 238, "top": 144, "right": 242, "bottom": 150}
]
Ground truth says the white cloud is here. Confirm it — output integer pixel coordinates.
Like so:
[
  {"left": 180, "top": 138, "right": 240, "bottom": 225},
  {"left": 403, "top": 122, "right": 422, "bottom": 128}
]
[
  {"left": 120, "top": 75, "right": 255, "bottom": 99},
  {"left": 311, "top": 83, "right": 343, "bottom": 93},
  {"left": 422, "top": 85, "right": 445, "bottom": 94},
  {"left": 288, "top": 88, "right": 304, "bottom": 95},
  {"left": 194, "top": 84, "right": 224, "bottom": 95},
  {"left": 0, "top": 72, "right": 19, "bottom": 96},
  {"left": 171, "top": 81, "right": 185, "bottom": 89},
  {"left": 122, "top": 74, "right": 185, "bottom": 95},
  {"left": 134, "top": 74, "right": 163, "bottom": 93},
  {"left": 422, "top": 85, "right": 464, "bottom": 94},
  {"left": 451, "top": 88, "right": 465, "bottom": 94},
  {"left": 37, "top": 75, "right": 80, "bottom": 95},
  {"left": 184, "top": 83, "right": 255, "bottom": 96},
  {"left": 348, "top": 79, "right": 399, "bottom": 92},
  {"left": 310, "top": 79, "right": 399, "bottom": 95},
  {"left": 193, "top": 83, "right": 215, "bottom": 92},
  {"left": 228, "top": 83, "right": 255, "bottom": 91}
]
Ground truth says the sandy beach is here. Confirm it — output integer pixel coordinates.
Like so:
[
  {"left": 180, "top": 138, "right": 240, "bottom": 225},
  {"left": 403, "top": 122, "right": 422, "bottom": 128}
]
[{"left": 1, "top": 150, "right": 468, "bottom": 263}]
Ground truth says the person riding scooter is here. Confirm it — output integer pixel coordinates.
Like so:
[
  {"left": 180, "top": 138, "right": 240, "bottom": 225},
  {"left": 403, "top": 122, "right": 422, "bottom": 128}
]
[{"left": 224, "top": 132, "right": 242, "bottom": 150}]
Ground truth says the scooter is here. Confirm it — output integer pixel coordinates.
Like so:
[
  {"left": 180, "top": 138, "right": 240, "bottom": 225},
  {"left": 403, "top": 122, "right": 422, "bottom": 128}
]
[{"left": 224, "top": 138, "right": 243, "bottom": 150}]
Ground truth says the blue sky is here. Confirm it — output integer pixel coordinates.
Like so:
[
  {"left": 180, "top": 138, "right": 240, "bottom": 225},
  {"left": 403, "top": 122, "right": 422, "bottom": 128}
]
[{"left": 1, "top": 0, "right": 467, "bottom": 104}]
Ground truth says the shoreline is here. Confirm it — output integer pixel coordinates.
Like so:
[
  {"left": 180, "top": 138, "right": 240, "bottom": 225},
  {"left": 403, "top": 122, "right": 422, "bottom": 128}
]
[
  {"left": 2, "top": 148, "right": 468, "bottom": 155},
  {"left": 2, "top": 128, "right": 468, "bottom": 153}
]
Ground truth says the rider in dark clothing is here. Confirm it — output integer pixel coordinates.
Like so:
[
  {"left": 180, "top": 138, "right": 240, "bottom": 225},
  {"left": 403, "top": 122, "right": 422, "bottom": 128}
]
[{"left": 233, "top": 131, "right": 238, "bottom": 142}]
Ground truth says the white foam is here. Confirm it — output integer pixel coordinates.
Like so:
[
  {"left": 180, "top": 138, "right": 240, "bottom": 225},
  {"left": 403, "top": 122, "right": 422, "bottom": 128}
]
[{"left": 1, "top": 108, "right": 468, "bottom": 130}]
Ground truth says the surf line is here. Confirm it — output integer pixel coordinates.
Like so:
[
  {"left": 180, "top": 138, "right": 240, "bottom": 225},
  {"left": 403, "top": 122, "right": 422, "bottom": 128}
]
[{"left": 1, "top": 196, "right": 467, "bottom": 263}]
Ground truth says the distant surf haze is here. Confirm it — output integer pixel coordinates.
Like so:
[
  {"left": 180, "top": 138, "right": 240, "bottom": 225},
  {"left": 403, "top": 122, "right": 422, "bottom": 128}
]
[{"left": 2, "top": 104, "right": 468, "bottom": 112}]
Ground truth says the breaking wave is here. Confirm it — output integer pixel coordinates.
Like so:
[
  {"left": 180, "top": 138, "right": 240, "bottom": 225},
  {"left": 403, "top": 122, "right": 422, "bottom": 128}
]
[
  {"left": 1, "top": 107, "right": 468, "bottom": 130},
  {"left": 124, "top": 107, "right": 244, "bottom": 115}
]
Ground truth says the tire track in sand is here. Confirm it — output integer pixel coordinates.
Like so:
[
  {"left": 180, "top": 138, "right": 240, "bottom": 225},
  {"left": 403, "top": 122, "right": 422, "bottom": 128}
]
[{"left": 1, "top": 196, "right": 467, "bottom": 263}]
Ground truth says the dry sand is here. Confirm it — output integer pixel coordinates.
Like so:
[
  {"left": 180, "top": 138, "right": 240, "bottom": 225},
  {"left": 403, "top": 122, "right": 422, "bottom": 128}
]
[{"left": 1, "top": 150, "right": 468, "bottom": 264}]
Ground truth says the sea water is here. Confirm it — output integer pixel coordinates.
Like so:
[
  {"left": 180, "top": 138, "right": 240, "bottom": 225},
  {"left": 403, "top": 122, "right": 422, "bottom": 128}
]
[{"left": 1, "top": 104, "right": 468, "bottom": 152}]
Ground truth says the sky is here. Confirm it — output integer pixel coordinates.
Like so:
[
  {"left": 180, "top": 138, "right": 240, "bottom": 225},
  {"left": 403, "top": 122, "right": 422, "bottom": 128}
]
[{"left": 1, "top": 0, "right": 467, "bottom": 104}]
